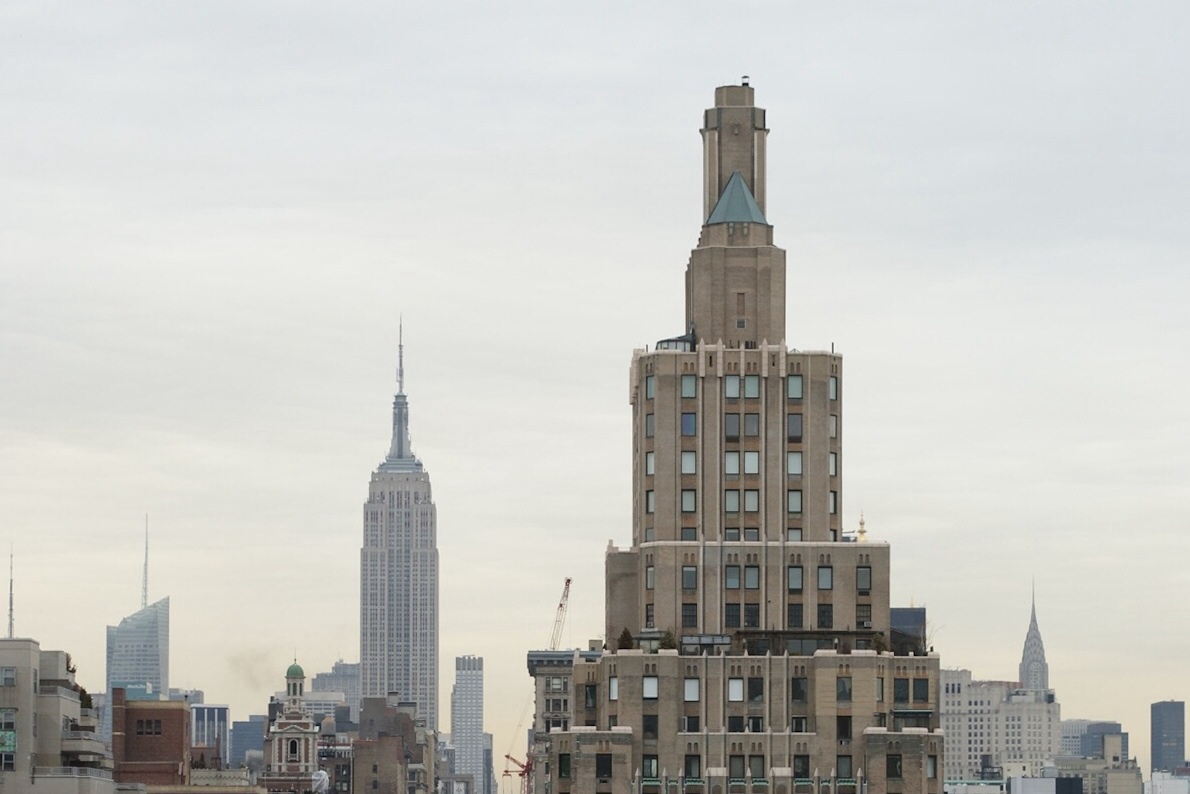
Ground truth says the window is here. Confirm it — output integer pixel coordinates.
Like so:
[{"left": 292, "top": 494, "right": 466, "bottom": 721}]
[
  {"left": 725, "top": 375, "right": 740, "bottom": 399},
  {"left": 837, "top": 676, "right": 852, "bottom": 702},
  {"left": 153, "top": 720, "right": 162, "bottom": 735},
  {"left": 0, "top": 710, "right": 12, "bottom": 731},
  {"left": 729, "top": 755, "right": 745, "bottom": 779},
  {"left": 725, "top": 527, "right": 740, "bottom": 541},
  {"left": 684, "top": 678, "right": 700, "bottom": 702},
  {"left": 558, "top": 754, "right": 571, "bottom": 778},
  {"left": 645, "top": 490, "right": 654, "bottom": 514},
  {"left": 644, "top": 526, "right": 654, "bottom": 542},
  {"left": 645, "top": 413, "right": 654, "bottom": 437},
  {"left": 725, "top": 565, "right": 740, "bottom": 589},
  {"left": 585, "top": 684, "right": 597, "bottom": 709},
  {"left": 748, "top": 715, "right": 764, "bottom": 732},
  {"left": 685, "top": 754, "right": 702, "bottom": 780},
  {"left": 681, "top": 412, "right": 697, "bottom": 436},
  {"left": 837, "top": 715, "right": 852, "bottom": 741},
  {"left": 787, "top": 451, "right": 802, "bottom": 475},
  {"left": 830, "top": 490, "right": 838, "bottom": 514},
  {"left": 786, "top": 413, "right": 802, "bottom": 442},
  {"left": 856, "top": 604, "right": 872, "bottom": 627},
  {"left": 645, "top": 565, "right": 654, "bottom": 589},
  {"left": 744, "top": 565, "right": 760, "bottom": 589},
  {"left": 643, "top": 755, "right": 659, "bottom": 778},
  {"left": 818, "top": 566, "right": 833, "bottom": 590},
  {"left": 793, "top": 755, "right": 810, "bottom": 778},
  {"left": 682, "top": 565, "right": 698, "bottom": 589},
  {"left": 743, "top": 451, "right": 759, "bottom": 475},
  {"left": 787, "top": 527, "right": 802, "bottom": 541},
  {"left": 725, "top": 413, "right": 740, "bottom": 441},
  {"left": 830, "top": 414, "right": 838, "bottom": 438},
  {"left": 724, "top": 489, "right": 740, "bottom": 513},
  {"left": 928, "top": 755, "right": 938, "bottom": 779},
  {"left": 787, "top": 375, "right": 803, "bottom": 399},
  {"left": 0, "top": 668, "right": 14, "bottom": 686},
  {"left": 728, "top": 678, "right": 744, "bottom": 701},
  {"left": 136, "top": 719, "right": 145, "bottom": 735},
  {"left": 791, "top": 677, "right": 808, "bottom": 702},
  {"left": 743, "top": 490, "right": 759, "bottom": 512},
  {"left": 642, "top": 714, "right": 658, "bottom": 739},
  {"left": 913, "top": 678, "right": 929, "bottom": 702},
  {"left": 683, "top": 715, "right": 700, "bottom": 732},
  {"left": 829, "top": 375, "right": 838, "bottom": 400},
  {"left": 744, "top": 413, "right": 760, "bottom": 436},
  {"left": 749, "top": 756, "right": 766, "bottom": 780},
  {"left": 747, "top": 677, "right": 764, "bottom": 703},
  {"left": 681, "top": 451, "right": 697, "bottom": 474},
  {"left": 0, "top": 754, "right": 13, "bottom": 772},
  {"left": 792, "top": 716, "right": 808, "bottom": 733},
  {"left": 681, "top": 526, "right": 696, "bottom": 541},
  {"left": 725, "top": 451, "right": 740, "bottom": 476},
  {"left": 894, "top": 678, "right": 909, "bottom": 703},
  {"left": 887, "top": 754, "right": 903, "bottom": 779},
  {"left": 725, "top": 603, "right": 740, "bottom": 627},
  {"left": 876, "top": 677, "right": 884, "bottom": 702},
  {"left": 829, "top": 452, "right": 837, "bottom": 476},
  {"left": 681, "top": 374, "right": 697, "bottom": 398},
  {"left": 856, "top": 566, "right": 872, "bottom": 593},
  {"left": 682, "top": 603, "right": 697, "bottom": 628},
  {"left": 744, "top": 602, "right": 760, "bottom": 628},
  {"left": 744, "top": 375, "right": 760, "bottom": 398},
  {"left": 681, "top": 490, "right": 696, "bottom": 512},
  {"left": 787, "top": 603, "right": 803, "bottom": 628},
  {"left": 787, "top": 490, "right": 802, "bottom": 514},
  {"left": 837, "top": 755, "right": 852, "bottom": 779},
  {"left": 644, "top": 451, "right": 654, "bottom": 475},
  {"left": 787, "top": 565, "right": 803, "bottom": 592},
  {"left": 645, "top": 376, "right": 655, "bottom": 399},
  {"left": 728, "top": 715, "right": 745, "bottom": 732},
  {"left": 818, "top": 604, "right": 833, "bottom": 629},
  {"left": 288, "top": 738, "right": 300, "bottom": 760},
  {"left": 744, "top": 527, "right": 759, "bottom": 541},
  {"left": 645, "top": 603, "right": 654, "bottom": 628},
  {"left": 609, "top": 676, "right": 618, "bottom": 700},
  {"left": 595, "top": 753, "right": 612, "bottom": 779}
]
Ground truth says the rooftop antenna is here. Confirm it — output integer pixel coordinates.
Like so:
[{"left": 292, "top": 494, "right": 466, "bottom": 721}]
[
  {"left": 142, "top": 514, "right": 149, "bottom": 609},
  {"left": 7, "top": 544, "right": 13, "bottom": 639},
  {"left": 742, "top": 75, "right": 750, "bottom": 86},
  {"left": 397, "top": 316, "right": 405, "bottom": 396}
]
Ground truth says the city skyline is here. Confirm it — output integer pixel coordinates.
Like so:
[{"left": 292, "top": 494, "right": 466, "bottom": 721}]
[{"left": 3, "top": 1, "right": 1190, "bottom": 778}]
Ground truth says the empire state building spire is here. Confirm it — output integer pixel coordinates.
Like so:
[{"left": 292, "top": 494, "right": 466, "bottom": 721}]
[
  {"left": 382, "top": 321, "right": 421, "bottom": 472},
  {"left": 1019, "top": 588, "right": 1050, "bottom": 690}
]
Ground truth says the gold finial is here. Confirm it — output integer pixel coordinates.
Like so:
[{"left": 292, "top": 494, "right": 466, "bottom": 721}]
[{"left": 857, "top": 511, "right": 868, "bottom": 543}]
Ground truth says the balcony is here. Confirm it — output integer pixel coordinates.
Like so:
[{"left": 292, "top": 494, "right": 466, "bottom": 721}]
[{"left": 33, "top": 767, "right": 113, "bottom": 781}]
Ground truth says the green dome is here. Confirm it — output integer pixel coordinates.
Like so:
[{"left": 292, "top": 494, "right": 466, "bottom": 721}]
[{"left": 286, "top": 662, "right": 304, "bottom": 678}]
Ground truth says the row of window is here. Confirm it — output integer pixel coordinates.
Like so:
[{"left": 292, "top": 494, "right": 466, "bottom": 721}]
[
  {"left": 646, "top": 451, "right": 837, "bottom": 479},
  {"left": 645, "top": 489, "right": 836, "bottom": 515},
  {"left": 646, "top": 413, "right": 820, "bottom": 444},
  {"left": 135, "top": 718, "right": 164, "bottom": 736},
  {"left": 643, "top": 563, "right": 870, "bottom": 593},
  {"left": 606, "top": 675, "right": 930, "bottom": 704},
  {"left": 643, "top": 375, "right": 838, "bottom": 403},
  {"left": 561, "top": 752, "right": 934, "bottom": 783}
]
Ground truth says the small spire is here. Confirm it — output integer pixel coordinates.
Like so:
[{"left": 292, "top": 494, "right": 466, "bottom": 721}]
[
  {"left": 397, "top": 316, "right": 405, "bottom": 396},
  {"left": 857, "top": 512, "right": 868, "bottom": 543},
  {"left": 142, "top": 514, "right": 149, "bottom": 609},
  {"left": 7, "top": 544, "right": 13, "bottom": 639}
]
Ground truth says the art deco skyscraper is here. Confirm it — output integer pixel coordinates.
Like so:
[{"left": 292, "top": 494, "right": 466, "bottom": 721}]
[
  {"left": 360, "top": 334, "right": 439, "bottom": 729},
  {"left": 1018, "top": 592, "right": 1049, "bottom": 690},
  {"left": 535, "top": 83, "right": 942, "bottom": 794},
  {"left": 451, "top": 656, "right": 486, "bottom": 794}
]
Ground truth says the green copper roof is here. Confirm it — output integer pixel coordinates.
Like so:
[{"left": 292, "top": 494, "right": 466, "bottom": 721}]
[
  {"left": 706, "top": 171, "right": 769, "bottom": 225},
  {"left": 287, "top": 662, "right": 304, "bottom": 678}
]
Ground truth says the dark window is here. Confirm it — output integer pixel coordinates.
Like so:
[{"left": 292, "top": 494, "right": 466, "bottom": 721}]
[
  {"left": 793, "top": 755, "right": 810, "bottom": 778},
  {"left": 887, "top": 754, "right": 903, "bottom": 780},
  {"left": 558, "top": 754, "right": 571, "bottom": 778},
  {"left": 683, "top": 715, "right": 700, "bottom": 732},
  {"left": 725, "top": 603, "right": 741, "bottom": 628},
  {"left": 837, "top": 715, "right": 852, "bottom": 740},
  {"left": 894, "top": 678, "right": 910, "bottom": 703},
  {"left": 837, "top": 676, "right": 852, "bottom": 702},
  {"left": 135, "top": 719, "right": 144, "bottom": 736},
  {"left": 645, "top": 603, "right": 654, "bottom": 628},
  {"left": 728, "top": 755, "right": 745, "bottom": 779},
  {"left": 685, "top": 754, "right": 702, "bottom": 780},
  {"left": 787, "top": 413, "right": 803, "bottom": 442},
  {"left": 595, "top": 753, "right": 613, "bottom": 779},
  {"left": 682, "top": 603, "right": 697, "bottom": 628},
  {"left": 748, "top": 715, "right": 764, "bottom": 731},
  {"left": 747, "top": 678, "right": 764, "bottom": 703},
  {"left": 681, "top": 413, "right": 697, "bottom": 436},
  {"left": 791, "top": 677, "right": 808, "bottom": 702},
  {"left": 744, "top": 603, "right": 760, "bottom": 628},
  {"left": 817, "top": 604, "right": 833, "bottom": 629},
  {"left": 744, "top": 413, "right": 760, "bottom": 436},
  {"left": 913, "top": 678, "right": 929, "bottom": 703},
  {"left": 725, "top": 413, "right": 740, "bottom": 441},
  {"left": 856, "top": 566, "right": 872, "bottom": 593},
  {"left": 645, "top": 414, "right": 654, "bottom": 437},
  {"left": 792, "top": 716, "right": 808, "bottom": 732},
  {"left": 787, "top": 603, "right": 803, "bottom": 629},
  {"left": 681, "top": 526, "right": 696, "bottom": 541},
  {"left": 585, "top": 685, "right": 596, "bottom": 709},
  {"left": 856, "top": 604, "right": 872, "bottom": 627},
  {"left": 682, "top": 566, "right": 698, "bottom": 589},
  {"left": 728, "top": 715, "right": 745, "bottom": 732},
  {"left": 643, "top": 755, "right": 658, "bottom": 779},
  {"left": 153, "top": 720, "right": 162, "bottom": 735}
]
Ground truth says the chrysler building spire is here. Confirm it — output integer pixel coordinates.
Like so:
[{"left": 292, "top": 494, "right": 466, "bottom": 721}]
[{"left": 1019, "top": 589, "right": 1050, "bottom": 690}]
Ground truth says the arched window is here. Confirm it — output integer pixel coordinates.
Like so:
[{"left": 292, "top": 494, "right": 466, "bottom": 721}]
[{"left": 288, "top": 739, "right": 299, "bottom": 760}]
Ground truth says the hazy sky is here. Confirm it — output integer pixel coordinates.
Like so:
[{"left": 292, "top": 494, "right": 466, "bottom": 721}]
[{"left": 3, "top": 1, "right": 1189, "bottom": 777}]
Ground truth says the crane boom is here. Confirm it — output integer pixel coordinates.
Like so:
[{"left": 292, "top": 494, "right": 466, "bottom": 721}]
[{"left": 548, "top": 577, "right": 571, "bottom": 651}]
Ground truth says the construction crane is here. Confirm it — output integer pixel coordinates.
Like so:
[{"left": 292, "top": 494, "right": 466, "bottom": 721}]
[{"left": 503, "top": 577, "right": 572, "bottom": 794}]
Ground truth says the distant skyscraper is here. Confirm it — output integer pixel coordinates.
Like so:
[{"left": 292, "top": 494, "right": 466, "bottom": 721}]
[
  {"left": 312, "top": 659, "right": 362, "bottom": 722},
  {"left": 451, "top": 656, "right": 484, "bottom": 794},
  {"left": 1152, "top": 701, "right": 1185, "bottom": 773},
  {"left": 360, "top": 331, "right": 439, "bottom": 728},
  {"left": 1019, "top": 591, "right": 1049, "bottom": 690},
  {"left": 104, "top": 597, "right": 169, "bottom": 742}
]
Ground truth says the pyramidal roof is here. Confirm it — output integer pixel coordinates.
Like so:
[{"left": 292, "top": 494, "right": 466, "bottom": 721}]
[
  {"left": 1018, "top": 593, "right": 1049, "bottom": 690},
  {"left": 706, "top": 171, "right": 769, "bottom": 225}
]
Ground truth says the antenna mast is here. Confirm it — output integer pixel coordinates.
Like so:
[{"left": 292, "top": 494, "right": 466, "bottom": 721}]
[
  {"left": 7, "top": 545, "right": 13, "bottom": 639},
  {"left": 142, "top": 514, "right": 149, "bottom": 609},
  {"left": 398, "top": 316, "right": 405, "bottom": 395}
]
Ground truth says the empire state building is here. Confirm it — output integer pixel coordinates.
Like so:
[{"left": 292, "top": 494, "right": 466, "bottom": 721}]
[{"left": 360, "top": 335, "right": 439, "bottom": 729}]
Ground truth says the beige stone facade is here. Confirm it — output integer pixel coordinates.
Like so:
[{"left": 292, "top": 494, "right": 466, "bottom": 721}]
[{"left": 531, "top": 84, "right": 943, "bottom": 794}]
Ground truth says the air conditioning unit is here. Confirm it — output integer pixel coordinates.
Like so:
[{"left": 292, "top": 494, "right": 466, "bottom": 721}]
[{"left": 861, "top": 621, "right": 872, "bottom": 629}]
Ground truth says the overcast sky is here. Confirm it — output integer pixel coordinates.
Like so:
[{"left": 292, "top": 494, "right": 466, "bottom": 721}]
[{"left": 2, "top": 0, "right": 1188, "bottom": 777}]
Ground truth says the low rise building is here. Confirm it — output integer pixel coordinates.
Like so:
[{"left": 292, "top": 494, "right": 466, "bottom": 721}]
[{"left": 111, "top": 685, "right": 191, "bottom": 786}]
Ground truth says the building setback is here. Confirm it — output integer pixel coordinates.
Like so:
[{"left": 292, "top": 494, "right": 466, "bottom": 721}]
[
  {"left": 360, "top": 334, "right": 440, "bottom": 729},
  {"left": 531, "top": 83, "right": 943, "bottom": 794}
]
